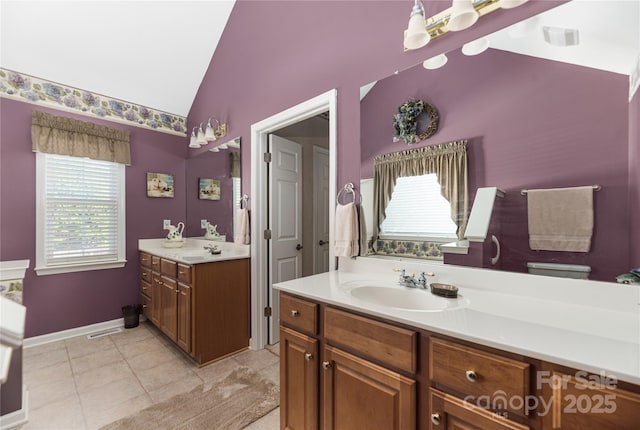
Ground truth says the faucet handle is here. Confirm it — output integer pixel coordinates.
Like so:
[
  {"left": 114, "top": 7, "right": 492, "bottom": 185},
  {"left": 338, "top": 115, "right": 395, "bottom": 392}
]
[{"left": 393, "top": 268, "right": 406, "bottom": 277}]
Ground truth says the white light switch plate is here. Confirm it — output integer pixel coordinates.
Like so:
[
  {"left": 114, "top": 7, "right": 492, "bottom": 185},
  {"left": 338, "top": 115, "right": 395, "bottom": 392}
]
[
  {"left": 163, "top": 219, "right": 171, "bottom": 230},
  {"left": 201, "top": 219, "right": 207, "bottom": 229}
]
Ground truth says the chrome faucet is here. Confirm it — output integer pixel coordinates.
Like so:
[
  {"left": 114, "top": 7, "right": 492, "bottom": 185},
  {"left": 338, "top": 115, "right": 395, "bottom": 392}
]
[{"left": 395, "top": 269, "right": 434, "bottom": 289}]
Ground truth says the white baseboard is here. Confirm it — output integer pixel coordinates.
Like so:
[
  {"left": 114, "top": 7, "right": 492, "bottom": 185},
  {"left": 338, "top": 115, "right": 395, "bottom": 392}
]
[
  {"left": 0, "top": 386, "right": 28, "bottom": 430},
  {"left": 23, "top": 317, "right": 147, "bottom": 348}
]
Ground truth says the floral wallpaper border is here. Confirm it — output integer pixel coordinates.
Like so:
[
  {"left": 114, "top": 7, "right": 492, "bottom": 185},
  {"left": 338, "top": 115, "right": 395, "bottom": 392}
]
[
  {"left": 372, "top": 239, "right": 444, "bottom": 261},
  {"left": 0, "top": 279, "right": 23, "bottom": 304},
  {"left": 0, "top": 69, "right": 187, "bottom": 136}
]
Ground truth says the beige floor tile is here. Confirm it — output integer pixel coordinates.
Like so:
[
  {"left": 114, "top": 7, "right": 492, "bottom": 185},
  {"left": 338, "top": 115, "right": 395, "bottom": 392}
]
[
  {"left": 258, "top": 361, "right": 280, "bottom": 387},
  {"left": 23, "top": 340, "right": 66, "bottom": 360},
  {"left": 18, "top": 392, "right": 86, "bottom": 430},
  {"left": 28, "top": 375, "right": 78, "bottom": 412},
  {"left": 70, "top": 347, "right": 124, "bottom": 375},
  {"left": 233, "top": 348, "right": 280, "bottom": 372},
  {"left": 109, "top": 324, "right": 155, "bottom": 348},
  {"left": 244, "top": 407, "right": 280, "bottom": 430},
  {"left": 65, "top": 335, "right": 115, "bottom": 360},
  {"left": 23, "top": 346, "right": 69, "bottom": 373},
  {"left": 133, "top": 357, "right": 198, "bottom": 392},
  {"left": 78, "top": 374, "right": 145, "bottom": 412},
  {"left": 147, "top": 373, "right": 203, "bottom": 403},
  {"left": 74, "top": 361, "right": 136, "bottom": 395},
  {"left": 24, "top": 359, "right": 72, "bottom": 389},
  {"left": 84, "top": 393, "right": 152, "bottom": 430},
  {"left": 265, "top": 342, "right": 280, "bottom": 356},
  {"left": 115, "top": 335, "right": 169, "bottom": 360},
  {"left": 124, "top": 344, "right": 180, "bottom": 373}
]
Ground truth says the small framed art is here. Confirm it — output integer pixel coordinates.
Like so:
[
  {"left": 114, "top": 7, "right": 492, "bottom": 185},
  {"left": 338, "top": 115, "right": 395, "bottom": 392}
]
[
  {"left": 146, "top": 172, "right": 174, "bottom": 198},
  {"left": 199, "top": 178, "right": 220, "bottom": 200}
]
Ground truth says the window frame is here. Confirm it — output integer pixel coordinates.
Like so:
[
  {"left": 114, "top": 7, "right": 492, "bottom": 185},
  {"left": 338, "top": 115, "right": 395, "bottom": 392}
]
[{"left": 35, "top": 152, "right": 127, "bottom": 275}]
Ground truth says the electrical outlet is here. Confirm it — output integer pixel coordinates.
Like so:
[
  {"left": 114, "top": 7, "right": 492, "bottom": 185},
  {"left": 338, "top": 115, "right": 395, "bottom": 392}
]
[
  {"left": 163, "top": 219, "right": 171, "bottom": 230},
  {"left": 201, "top": 219, "right": 208, "bottom": 229}
]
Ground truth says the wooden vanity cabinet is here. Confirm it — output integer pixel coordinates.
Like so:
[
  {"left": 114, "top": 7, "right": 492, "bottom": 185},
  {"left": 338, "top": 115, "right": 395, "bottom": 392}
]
[{"left": 139, "top": 251, "right": 249, "bottom": 365}]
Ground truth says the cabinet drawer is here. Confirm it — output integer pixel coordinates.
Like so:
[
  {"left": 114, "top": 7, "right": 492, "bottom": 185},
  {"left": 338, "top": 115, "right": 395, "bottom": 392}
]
[
  {"left": 151, "top": 255, "right": 161, "bottom": 271},
  {"left": 140, "top": 251, "right": 151, "bottom": 268},
  {"left": 140, "top": 278, "right": 152, "bottom": 298},
  {"left": 161, "top": 258, "right": 177, "bottom": 277},
  {"left": 430, "top": 388, "right": 529, "bottom": 430},
  {"left": 141, "top": 266, "right": 152, "bottom": 283},
  {"left": 280, "top": 294, "right": 318, "bottom": 335},
  {"left": 324, "top": 307, "right": 417, "bottom": 373},
  {"left": 140, "top": 293, "right": 151, "bottom": 320},
  {"left": 177, "top": 263, "right": 191, "bottom": 284},
  {"left": 160, "top": 275, "right": 177, "bottom": 290},
  {"left": 430, "top": 337, "right": 530, "bottom": 417}
]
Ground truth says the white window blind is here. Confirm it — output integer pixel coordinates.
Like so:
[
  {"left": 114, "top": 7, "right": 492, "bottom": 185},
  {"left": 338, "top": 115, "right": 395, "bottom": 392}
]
[
  {"left": 36, "top": 153, "right": 126, "bottom": 275},
  {"left": 380, "top": 174, "right": 457, "bottom": 239},
  {"left": 232, "top": 177, "right": 241, "bottom": 239}
]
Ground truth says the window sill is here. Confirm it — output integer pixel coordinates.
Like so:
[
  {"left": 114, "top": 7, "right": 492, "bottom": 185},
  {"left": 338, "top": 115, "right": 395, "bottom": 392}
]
[
  {"left": 35, "top": 260, "right": 127, "bottom": 276},
  {"left": 440, "top": 240, "right": 470, "bottom": 255}
]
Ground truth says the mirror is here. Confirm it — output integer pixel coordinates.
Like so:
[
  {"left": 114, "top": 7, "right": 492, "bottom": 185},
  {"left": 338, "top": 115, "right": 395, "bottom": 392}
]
[
  {"left": 185, "top": 137, "right": 241, "bottom": 241},
  {"left": 360, "top": 0, "right": 639, "bottom": 282}
]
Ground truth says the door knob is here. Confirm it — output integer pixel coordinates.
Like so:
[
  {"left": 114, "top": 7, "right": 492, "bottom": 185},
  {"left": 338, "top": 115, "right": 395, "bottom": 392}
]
[
  {"left": 318, "top": 240, "right": 328, "bottom": 246},
  {"left": 296, "top": 244, "right": 303, "bottom": 251}
]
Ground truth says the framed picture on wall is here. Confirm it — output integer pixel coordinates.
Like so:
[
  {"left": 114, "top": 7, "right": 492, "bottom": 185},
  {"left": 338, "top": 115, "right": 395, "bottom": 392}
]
[
  {"left": 146, "top": 172, "right": 174, "bottom": 198},
  {"left": 199, "top": 178, "right": 220, "bottom": 200}
]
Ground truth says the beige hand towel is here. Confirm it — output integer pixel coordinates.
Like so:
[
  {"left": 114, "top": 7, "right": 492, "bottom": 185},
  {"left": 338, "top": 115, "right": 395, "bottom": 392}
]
[
  {"left": 334, "top": 202, "right": 358, "bottom": 257},
  {"left": 527, "top": 186, "right": 594, "bottom": 252},
  {"left": 358, "top": 204, "right": 368, "bottom": 256},
  {"left": 234, "top": 208, "right": 250, "bottom": 245}
]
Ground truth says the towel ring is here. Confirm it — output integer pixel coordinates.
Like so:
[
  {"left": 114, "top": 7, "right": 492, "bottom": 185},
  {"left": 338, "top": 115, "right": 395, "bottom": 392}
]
[
  {"left": 337, "top": 183, "right": 359, "bottom": 205},
  {"left": 240, "top": 194, "right": 249, "bottom": 209}
]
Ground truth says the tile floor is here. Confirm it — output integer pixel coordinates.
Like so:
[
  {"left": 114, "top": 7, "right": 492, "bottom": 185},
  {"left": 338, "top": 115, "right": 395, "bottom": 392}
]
[{"left": 17, "top": 322, "right": 280, "bottom": 430}]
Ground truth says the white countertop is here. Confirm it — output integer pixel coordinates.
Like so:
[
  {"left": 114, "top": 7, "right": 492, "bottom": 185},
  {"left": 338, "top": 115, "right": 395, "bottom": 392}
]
[
  {"left": 274, "top": 256, "right": 640, "bottom": 385},
  {"left": 139, "top": 238, "right": 250, "bottom": 265}
]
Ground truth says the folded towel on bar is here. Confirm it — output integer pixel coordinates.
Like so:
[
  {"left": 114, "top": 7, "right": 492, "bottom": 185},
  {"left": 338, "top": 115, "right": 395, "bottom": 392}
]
[
  {"left": 527, "top": 186, "right": 594, "bottom": 252},
  {"left": 234, "top": 208, "right": 250, "bottom": 245},
  {"left": 358, "top": 204, "right": 368, "bottom": 256},
  {"left": 334, "top": 202, "right": 358, "bottom": 257}
]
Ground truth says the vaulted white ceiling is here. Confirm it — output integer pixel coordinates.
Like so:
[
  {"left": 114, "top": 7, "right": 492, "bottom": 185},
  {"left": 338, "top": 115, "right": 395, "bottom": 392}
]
[{"left": 0, "top": 1, "right": 235, "bottom": 117}]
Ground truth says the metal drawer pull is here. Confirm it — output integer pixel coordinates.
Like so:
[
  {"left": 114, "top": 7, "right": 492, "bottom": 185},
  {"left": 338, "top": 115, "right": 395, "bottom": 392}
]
[
  {"left": 304, "top": 352, "right": 313, "bottom": 361},
  {"left": 290, "top": 310, "right": 299, "bottom": 317},
  {"left": 142, "top": 304, "right": 148, "bottom": 308},
  {"left": 322, "top": 361, "right": 331, "bottom": 370},
  {"left": 431, "top": 413, "right": 441, "bottom": 425},
  {"left": 466, "top": 370, "right": 478, "bottom": 382}
]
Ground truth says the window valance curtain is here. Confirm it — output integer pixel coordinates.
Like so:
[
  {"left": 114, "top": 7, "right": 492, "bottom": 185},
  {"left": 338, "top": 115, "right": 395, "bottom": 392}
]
[
  {"left": 373, "top": 139, "right": 469, "bottom": 241},
  {"left": 31, "top": 110, "right": 131, "bottom": 165},
  {"left": 231, "top": 152, "right": 240, "bottom": 178}
]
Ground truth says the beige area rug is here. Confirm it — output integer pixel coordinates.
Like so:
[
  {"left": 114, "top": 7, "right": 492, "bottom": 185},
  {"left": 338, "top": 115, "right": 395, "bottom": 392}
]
[{"left": 100, "top": 367, "right": 279, "bottom": 430}]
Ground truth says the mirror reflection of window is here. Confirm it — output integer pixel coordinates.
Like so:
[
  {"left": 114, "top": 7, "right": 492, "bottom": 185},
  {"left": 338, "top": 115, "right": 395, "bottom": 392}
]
[
  {"left": 232, "top": 177, "right": 241, "bottom": 239},
  {"left": 380, "top": 174, "right": 457, "bottom": 240}
]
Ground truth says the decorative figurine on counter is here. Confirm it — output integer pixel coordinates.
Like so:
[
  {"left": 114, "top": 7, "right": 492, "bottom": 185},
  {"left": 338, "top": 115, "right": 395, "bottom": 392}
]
[
  {"left": 204, "top": 222, "right": 221, "bottom": 240},
  {"left": 166, "top": 222, "right": 185, "bottom": 241}
]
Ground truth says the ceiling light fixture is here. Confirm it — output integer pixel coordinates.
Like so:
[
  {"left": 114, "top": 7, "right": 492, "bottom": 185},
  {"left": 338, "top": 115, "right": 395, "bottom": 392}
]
[
  {"left": 447, "top": 0, "right": 479, "bottom": 32},
  {"left": 423, "top": 53, "right": 448, "bottom": 70},
  {"left": 404, "top": 0, "right": 431, "bottom": 50},
  {"left": 499, "top": 0, "right": 529, "bottom": 9},
  {"left": 189, "top": 127, "right": 200, "bottom": 148},
  {"left": 461, "top": 37, "right": 490, "bottom": 55},
  {"left": 188, "top": 117, "right": 228, "bottom": 149},
  {"left": 196, "top": 123, "right": 207, "bottom": 146}
]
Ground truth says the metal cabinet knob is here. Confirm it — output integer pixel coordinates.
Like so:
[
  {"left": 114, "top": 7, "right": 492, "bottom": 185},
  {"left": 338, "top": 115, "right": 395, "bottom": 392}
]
[
  {"left": 304, "top": 352, "right": 313, "bottom": 362},
  {"left": 322, "top": 361, "right": 331, "bottom": 370},
  {"left": 466, "top": 370, "right": 478, "bottom": 382},
  {"left": 290, "top": 310, "right": 299, "bottom": 317},
  {"left": 431, "top": 413, "right": 441, "bottom": 425}
]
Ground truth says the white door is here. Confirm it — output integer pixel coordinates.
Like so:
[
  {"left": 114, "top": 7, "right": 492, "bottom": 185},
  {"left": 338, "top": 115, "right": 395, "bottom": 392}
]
[
  {"left": 313, "top": 147, "right": 330, "bottom": 274},
  {"left": 268, "top": 135, "right": 303, "bottom": 344}
]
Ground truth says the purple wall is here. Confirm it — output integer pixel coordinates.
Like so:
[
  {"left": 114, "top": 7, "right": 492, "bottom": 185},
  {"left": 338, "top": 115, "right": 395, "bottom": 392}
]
[
  {"left": 185, "top": 150, "right": 238, "bottom": 238},
  {"left": 360, "top": 49, "right": 630, "bottom": 282},
  {"left": 0, "top": 99, "right": 186, "bottom": 337},
  {"left": 630, "top": 89, "right": 640, "bottom": 268},
  {"left": 188, "top": 0, "right": 565, "bottom": 204}
]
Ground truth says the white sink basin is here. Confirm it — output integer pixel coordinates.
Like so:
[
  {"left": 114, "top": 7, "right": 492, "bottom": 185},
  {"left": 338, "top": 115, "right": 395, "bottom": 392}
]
[{"left": 349, "top": 285, "right": 468, "bottom": 312}]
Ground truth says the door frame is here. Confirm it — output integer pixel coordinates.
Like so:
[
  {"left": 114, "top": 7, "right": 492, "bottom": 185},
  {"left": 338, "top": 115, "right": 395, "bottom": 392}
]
[{"left": 250, "top": 89, "right": 337, "bottom": 350}]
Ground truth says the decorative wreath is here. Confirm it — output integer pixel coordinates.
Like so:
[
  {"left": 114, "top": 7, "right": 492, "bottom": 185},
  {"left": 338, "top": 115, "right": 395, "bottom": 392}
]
[{"left": 392, "top": 99, "right": 439, "bottom": 145}]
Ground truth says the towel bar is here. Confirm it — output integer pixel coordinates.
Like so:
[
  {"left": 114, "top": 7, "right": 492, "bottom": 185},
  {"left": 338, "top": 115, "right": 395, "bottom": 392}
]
[{"left": 520, "top": 185, "right": 601, "bottom": 196}]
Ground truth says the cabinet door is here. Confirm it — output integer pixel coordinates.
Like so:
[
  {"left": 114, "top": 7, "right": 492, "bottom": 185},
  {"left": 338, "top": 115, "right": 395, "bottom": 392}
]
[
  {"left": 430, "top": 388, "right": 529, "bottom": 430},
  {"left": 176, "top": 282, "right": 191, "bottom": 354},
  {"left": 322, "top": 345, "right": 416, "bottom": 430},
  {"left": 280, "top": 326, "right": 318, "bottom": 430},
  {"left": 159, "top": 276, "right": 178, "bottom": 342},
  {"left": 544, "top": 371, "right": 640, "bottom": 430},
  {"left": 151, "top": 272, "right": 162, "bottom": 326}
]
